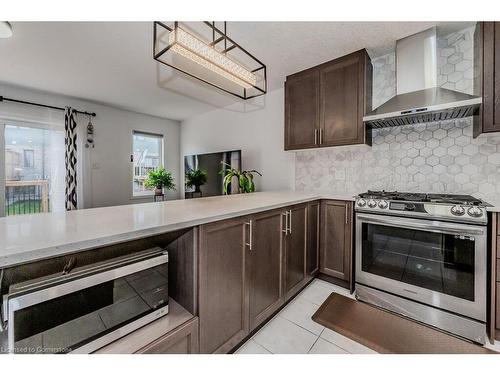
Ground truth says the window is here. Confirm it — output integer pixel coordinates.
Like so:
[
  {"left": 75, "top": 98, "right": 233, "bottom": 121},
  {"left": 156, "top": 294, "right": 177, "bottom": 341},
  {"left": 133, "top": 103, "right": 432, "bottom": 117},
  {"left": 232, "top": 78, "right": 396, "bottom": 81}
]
[
  {"left": 3, "top": 123, "right": 65, "bottom": 216},
  {"left": 23, "top": 149, "right": 34, "bottom": 168},
  {"left": 132, "top": 131, "right": 163, "bottom": 196}
]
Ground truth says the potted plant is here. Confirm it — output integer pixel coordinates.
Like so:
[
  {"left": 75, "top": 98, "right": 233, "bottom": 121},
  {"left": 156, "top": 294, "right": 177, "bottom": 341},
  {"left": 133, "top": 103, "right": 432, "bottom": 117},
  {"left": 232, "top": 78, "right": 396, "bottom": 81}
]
[
  {"left": 144, "top": 167, "right": 176, "bottom": 197},
  {"left": 220, "top": 162, "right": 262, "bottom": 194},
  {"left": 185, "top": 168, "right": 208, "bottom": 193}
]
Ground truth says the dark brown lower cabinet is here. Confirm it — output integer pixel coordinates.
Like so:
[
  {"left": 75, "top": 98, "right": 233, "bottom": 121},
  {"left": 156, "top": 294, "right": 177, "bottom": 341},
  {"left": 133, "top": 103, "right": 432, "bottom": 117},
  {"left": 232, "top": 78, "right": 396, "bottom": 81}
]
[
  {"left": 285, "top": 204, "right": 308, "bottom": 299},
  {"left": 198, "top": 217, "right": 249, "bottom": 354},
  {"left": 491, "top": 213, "right": 499, "bottom": 343},
  {"left": 320, "top": 200, "right": 353, "bottom": 285},
  {"left": 248, "top": 209, "right": 285, "bottom": 330},
  {"left": 306, "top": 201, "right": 320, "bottom": 279},
  {"left": 138, "top": 318, "right": 199, "bottom": 354},
  {"left": 198, "top": 203, "right": 317, "bottom": 353}
]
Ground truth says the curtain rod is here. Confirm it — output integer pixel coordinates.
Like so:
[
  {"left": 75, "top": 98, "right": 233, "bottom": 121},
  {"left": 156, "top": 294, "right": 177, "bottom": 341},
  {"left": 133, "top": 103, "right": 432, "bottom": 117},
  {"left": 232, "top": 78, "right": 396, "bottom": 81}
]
[{"left": 0, "top": 95, "right": 96, "bottom": 117}]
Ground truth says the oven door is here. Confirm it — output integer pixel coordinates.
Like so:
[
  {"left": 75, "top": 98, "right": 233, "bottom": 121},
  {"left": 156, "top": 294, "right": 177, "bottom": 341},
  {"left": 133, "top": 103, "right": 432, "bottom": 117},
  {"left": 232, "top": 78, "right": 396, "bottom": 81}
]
[{"left": 355, "top": 213, "right": 487, "bottom": 322}]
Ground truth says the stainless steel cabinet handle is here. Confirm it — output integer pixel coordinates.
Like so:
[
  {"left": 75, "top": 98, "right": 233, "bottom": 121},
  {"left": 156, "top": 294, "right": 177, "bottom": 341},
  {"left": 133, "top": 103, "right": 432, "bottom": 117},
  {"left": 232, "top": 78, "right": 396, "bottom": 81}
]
[
  {"left": 345, "top": 205, "right": 349, "bottom": 224},
  {"left": 245, "top": 220, "right": 253, "bottom": 250},
  {"left": 281, "top": 212, "right": 288, "bottom": 234},
  {"left": 314, "top": 129, "right": 318, "bottom": 145},
  {"left": 319, "top": 129, "right": 323, "bottom": 145}
]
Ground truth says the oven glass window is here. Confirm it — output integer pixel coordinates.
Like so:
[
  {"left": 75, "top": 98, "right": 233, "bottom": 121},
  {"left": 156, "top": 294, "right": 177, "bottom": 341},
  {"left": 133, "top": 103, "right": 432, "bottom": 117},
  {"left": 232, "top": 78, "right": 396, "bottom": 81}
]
[
  {"left": 361, "top": 223, "right": 475, "bottom": 301},
  {"left": 11, "top": 264, "right": 168, "bottom": 354}
]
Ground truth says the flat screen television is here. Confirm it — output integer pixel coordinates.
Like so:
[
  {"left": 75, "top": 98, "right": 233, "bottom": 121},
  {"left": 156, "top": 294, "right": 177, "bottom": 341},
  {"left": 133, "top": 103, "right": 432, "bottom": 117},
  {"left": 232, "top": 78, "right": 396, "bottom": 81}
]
[{"left": 184, "top": 150, "right": 241, "bottom": 199}]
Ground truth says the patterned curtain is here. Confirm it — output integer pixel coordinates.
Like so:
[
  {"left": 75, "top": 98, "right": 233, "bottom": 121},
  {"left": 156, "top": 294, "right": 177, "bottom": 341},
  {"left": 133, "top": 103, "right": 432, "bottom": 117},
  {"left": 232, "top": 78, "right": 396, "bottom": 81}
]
[{"left": 64, "top": 107, "right": 78, "bottom": 210}]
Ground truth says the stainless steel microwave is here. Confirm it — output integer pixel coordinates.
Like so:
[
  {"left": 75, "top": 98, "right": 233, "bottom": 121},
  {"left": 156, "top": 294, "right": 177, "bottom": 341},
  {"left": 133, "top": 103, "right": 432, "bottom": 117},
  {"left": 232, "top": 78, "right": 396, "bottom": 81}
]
[{"left": 4, "top": 247, "right": 169, "bottom": 354}]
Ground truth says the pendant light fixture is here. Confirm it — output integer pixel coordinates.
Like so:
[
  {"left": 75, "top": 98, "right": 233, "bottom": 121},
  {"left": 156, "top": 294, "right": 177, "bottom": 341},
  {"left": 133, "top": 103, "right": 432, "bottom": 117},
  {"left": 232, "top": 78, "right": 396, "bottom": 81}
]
[
  {"left": 0, "top": 22, "right": 13, "bottom": 38},
  {"left": 153, "top": 22, "right": 266, "bottom": 100}
]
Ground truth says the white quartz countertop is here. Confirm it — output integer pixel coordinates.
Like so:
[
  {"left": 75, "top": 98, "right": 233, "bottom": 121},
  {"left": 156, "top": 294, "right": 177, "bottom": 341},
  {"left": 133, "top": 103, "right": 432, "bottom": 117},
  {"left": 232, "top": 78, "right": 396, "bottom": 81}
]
[
  {"left": 0, "top": 190, "right": 355, "bottom": 268},
  {"left": 486, "top": 203, "right": 500, "bottom": 213}
]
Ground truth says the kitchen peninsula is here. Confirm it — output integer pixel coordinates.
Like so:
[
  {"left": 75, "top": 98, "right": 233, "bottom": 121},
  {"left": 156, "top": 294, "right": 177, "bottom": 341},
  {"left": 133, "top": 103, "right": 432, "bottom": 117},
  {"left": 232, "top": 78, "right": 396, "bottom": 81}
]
[{"left": 0, "top": 191, "right": 356, "bottom": 354}]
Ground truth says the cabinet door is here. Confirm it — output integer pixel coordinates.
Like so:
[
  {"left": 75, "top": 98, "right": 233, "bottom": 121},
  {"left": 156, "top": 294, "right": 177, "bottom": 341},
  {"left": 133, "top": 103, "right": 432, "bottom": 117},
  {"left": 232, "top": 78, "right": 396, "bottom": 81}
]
[
  {"left": 285, "top": 70, "right": 320, "bottom": 150},
  {"left": 306, "top": 201, "right": 320, "bottom": 279},
  {"left": 477, "top": 22, "right": 500, "bottom": 135},
  {"left": 248, "top": 210, "right": 285, "bottom": 330},
  {"left": 138, "top": 318, "right": 199, "bottom": 354},
  {"left": 198, "top": 217, "right": 249, "bottom": 353},
  {"left": 285, "top": 204, "right": 307, "bottom": 299},
  {"left": 320, "top": 200, "right": 353, "bottom": 282},
  {"left": 319, "top": 50, "right": 369, "bottom": 147}
]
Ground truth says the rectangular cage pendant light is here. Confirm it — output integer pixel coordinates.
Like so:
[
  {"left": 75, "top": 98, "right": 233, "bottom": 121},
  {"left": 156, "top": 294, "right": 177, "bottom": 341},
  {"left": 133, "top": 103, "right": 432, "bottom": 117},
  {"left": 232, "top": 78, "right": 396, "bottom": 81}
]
[{"left": 153, "top": 21, "right": 267, "bottom": 100}]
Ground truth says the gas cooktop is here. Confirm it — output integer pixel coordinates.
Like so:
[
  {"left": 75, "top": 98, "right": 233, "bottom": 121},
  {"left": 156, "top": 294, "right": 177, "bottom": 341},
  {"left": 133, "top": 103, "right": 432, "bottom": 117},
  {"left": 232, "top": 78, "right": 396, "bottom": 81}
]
[
  {"left": 355, "top": 190, "right": 488, "bottom": 224},
  {"left": 358, "top": 190, "right": 485, "bottom": 206}
]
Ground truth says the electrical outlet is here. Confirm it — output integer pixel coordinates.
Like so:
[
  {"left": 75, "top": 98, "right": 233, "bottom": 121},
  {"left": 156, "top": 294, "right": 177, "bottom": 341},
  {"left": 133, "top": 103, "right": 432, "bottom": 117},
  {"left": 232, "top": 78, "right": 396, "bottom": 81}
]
[{"left": 92, "top": 162, "right": 101, "bottom": 170}]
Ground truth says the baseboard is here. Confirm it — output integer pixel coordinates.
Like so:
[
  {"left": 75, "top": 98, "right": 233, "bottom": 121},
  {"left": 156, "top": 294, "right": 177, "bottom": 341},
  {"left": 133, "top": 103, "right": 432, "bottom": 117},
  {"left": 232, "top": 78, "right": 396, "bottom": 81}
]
[{"left": 317, "top": 273, "right": 349, "bottom": 290}]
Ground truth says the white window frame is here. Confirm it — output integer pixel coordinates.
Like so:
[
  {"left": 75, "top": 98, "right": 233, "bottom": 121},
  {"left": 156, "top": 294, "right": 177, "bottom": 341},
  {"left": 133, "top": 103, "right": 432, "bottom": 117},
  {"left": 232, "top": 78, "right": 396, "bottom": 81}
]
[{"left": 131, "top": 130, "right": 164, "bottom": 198}]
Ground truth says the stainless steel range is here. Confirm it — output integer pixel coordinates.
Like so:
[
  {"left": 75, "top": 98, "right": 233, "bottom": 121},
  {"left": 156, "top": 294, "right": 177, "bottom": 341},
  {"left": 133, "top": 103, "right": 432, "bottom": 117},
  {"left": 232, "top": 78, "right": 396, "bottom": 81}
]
[{"left": 354, "top": 190, "right": 488, "bottom": 344}]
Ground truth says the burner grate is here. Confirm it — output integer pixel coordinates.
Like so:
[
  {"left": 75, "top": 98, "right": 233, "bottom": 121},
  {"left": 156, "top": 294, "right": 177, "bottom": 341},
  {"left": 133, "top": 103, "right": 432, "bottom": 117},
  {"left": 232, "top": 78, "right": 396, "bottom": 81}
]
[{"left": 358, "top": 191, "right": 484, "bottom": 205}]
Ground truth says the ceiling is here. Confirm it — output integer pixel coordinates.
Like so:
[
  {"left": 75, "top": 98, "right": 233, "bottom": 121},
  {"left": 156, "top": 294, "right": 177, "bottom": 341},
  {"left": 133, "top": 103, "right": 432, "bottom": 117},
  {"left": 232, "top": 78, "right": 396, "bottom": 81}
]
[{"left": 0, "top": 22, "right": 473, "bottom": 121}]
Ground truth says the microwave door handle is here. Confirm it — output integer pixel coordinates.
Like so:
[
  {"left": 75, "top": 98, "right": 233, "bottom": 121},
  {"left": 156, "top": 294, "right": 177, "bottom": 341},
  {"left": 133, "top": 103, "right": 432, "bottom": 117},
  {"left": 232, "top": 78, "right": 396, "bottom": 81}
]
[{"left": 356, "top": 213, "right": 485, "bottom": 236}]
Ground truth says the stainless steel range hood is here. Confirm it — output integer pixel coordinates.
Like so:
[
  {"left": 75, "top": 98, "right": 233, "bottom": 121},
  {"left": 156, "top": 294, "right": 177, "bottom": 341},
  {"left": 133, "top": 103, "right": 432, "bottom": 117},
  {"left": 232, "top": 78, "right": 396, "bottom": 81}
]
[{"left": 363, "top": 27, "right": 482, "bottom": 128}]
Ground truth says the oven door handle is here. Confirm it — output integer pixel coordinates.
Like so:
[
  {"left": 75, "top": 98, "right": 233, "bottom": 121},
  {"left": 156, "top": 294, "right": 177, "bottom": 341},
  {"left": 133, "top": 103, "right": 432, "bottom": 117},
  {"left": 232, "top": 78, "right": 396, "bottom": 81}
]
[{"left": 355, "top": 213, "right": 486, "bottom": 236}]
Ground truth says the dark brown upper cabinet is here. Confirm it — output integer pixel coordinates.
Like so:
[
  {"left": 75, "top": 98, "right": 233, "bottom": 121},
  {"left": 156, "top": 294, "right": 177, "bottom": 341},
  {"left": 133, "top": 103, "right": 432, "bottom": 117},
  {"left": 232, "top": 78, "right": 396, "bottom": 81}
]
[
  {"left": 474, "top": 22, "right": 500, "bottom": 137},
  {"left": 320, "top": 200, "right": 353, "bottom": 288},
  {"left": 284, "top": 70, "right": 320, "bottom": 150},
  {"left": 284, "top": 49, "right": 372, "bottom": 150}
]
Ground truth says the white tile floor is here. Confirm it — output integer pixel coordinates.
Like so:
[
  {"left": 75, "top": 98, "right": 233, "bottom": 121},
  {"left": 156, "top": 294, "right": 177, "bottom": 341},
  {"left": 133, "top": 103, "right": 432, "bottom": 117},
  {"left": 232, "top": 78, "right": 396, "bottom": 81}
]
[
  {"left": 235, "top": 279, "right": 377, "bottom": 354},
  {"left": 236, "top": 278, "right": 500, "bottom": 354}
]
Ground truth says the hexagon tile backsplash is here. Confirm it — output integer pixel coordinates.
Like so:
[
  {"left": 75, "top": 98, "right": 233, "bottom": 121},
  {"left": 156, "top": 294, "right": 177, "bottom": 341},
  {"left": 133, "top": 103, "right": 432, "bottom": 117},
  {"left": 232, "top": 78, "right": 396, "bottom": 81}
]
[{"left": 295, "top": 117, "right": 500, "bottom": 204}]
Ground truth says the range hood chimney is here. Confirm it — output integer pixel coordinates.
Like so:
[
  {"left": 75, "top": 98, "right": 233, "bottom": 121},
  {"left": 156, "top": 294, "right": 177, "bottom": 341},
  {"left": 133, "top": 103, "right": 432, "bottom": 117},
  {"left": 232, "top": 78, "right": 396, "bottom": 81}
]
[{"left": 363, "top": 27, "right": 481, "bottom": 128}]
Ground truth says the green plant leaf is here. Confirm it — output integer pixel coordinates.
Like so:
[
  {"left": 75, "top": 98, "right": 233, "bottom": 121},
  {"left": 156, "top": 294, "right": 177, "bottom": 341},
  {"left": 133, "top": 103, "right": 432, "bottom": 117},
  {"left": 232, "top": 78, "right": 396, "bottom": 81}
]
[
  {"left": 218, "top": 161, "right": 262, "bottom": 194},
  {"left": 223, "top": 173, "right": 233, "bottom": 194},
  {"left": 248, "top": 174, "right": 255, "bottom": 192},
  {"left": 185, "top": 168, "right": 208, "bottom": 188},
  {"left": 144, "top": 167, "right": 176, "bottom": 191}
]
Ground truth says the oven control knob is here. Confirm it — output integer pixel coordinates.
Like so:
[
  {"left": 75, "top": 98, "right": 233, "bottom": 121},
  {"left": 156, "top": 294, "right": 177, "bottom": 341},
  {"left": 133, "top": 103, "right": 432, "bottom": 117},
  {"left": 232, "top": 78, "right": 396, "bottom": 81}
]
[
  {"left": 367, "top": 199, "right": 377, "bottom": 208},
  {"left": 357, "top": 198, "right": 366, "bottom": 207},
  {"left": 378, "top": 200, "right": 388, "bottom": 209},
  {"left": 450, "top": 205, "right": 465, "bottom": 216},
  {"left": 467, "top": 206, "right": 483, "bottom": 218}
]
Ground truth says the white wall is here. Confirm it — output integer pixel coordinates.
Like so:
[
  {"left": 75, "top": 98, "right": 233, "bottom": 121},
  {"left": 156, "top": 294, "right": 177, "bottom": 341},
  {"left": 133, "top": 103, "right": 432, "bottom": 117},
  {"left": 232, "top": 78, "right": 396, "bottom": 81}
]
[
  {"left": 180, "top": 88, "right": 294, "bottom": 195},
  {"left": 0, "top": 83, "right": 181, "bottom": 209}
]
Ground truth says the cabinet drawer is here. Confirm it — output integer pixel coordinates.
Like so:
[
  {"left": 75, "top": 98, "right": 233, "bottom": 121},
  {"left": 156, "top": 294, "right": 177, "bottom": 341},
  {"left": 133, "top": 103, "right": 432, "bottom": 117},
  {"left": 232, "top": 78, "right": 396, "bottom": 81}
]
[{"left": 137, "top": 317, "right": 199, "bottom": 354}]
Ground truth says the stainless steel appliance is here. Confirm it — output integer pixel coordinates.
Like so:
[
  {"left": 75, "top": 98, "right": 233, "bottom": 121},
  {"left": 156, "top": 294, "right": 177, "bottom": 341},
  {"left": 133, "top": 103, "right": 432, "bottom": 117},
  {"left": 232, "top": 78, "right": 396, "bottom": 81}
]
[
  {"left": 4, "top": 247, "right": 169, "bottom": 353},
  {"left": 354, "top": 191, "right": 488, "bottom": 344},
  {"left": 363, "top": 27, "right": 481, "bottom": 128}
]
